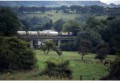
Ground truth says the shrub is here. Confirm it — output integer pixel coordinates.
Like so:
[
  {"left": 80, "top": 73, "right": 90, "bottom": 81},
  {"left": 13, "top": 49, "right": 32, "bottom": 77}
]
[
  {"left": 39, "top": 58, "right": 72, "bottom": 79},
  {"left": 95, "top": 41, "right": 109, "bottom": 63},
  {"left": 100, "top": 53, "right": 120, "bottom": 80},
  {"left": 0, "top": 36, "right": 36, "bottom": 72}
]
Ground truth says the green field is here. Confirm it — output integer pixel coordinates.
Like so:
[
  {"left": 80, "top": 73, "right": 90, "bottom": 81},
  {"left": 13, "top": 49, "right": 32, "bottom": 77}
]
[
  {"left": 0, "top": 50, "right": 115, "bottom": 80},
  {"left": 26, "top": 11, "right": 80, "bottom": 22}
]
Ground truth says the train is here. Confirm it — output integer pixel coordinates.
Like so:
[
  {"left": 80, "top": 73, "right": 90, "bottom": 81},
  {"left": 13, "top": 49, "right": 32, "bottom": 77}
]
[{"left": 17, "top": 30, "right": 73, "bottom": 36}]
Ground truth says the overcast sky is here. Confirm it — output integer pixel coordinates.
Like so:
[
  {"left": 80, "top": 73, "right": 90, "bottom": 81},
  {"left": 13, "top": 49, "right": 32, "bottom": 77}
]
[
  {"left": 100, "top": 0, "right": 120, "bottom": 4},
  {"left": 0, "top": 0, "right": 120, "bottom": 5}
]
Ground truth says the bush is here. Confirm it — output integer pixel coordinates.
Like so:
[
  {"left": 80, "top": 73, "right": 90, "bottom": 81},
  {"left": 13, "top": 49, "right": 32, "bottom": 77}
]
[
  {"left": 95, "top": 41, "right": 109, "bottom": 63},
  {"left": 101, "top": 53, "right": 120, "bottom": 80},
  {"left": 0, "top": 36, "right": 36, "bottom": 72},
  {"left": 39, "top": 58, "right": 72, "bottom": 79},
  {"left": 60, "top": 40, "right": 77, "bottom": 51}
]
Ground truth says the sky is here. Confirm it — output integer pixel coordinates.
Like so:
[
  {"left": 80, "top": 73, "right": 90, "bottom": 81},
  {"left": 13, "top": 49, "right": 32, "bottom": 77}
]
[
  {"left": 100, "top": 0, "right": 120, "bottom": 4},
  {"left": 0, "top": 0, "right": 120, "bottom": 5}
]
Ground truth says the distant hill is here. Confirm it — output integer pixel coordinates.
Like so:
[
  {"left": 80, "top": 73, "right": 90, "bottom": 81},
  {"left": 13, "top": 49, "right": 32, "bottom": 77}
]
[{"left": 0, "top": 1, "right": 108, "bottom": 7}]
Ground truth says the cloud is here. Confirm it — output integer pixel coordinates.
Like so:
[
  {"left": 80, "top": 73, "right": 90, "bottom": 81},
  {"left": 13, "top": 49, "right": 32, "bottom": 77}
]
[{"left": 100, "top": 0, "right": 120, "bottom": 4}]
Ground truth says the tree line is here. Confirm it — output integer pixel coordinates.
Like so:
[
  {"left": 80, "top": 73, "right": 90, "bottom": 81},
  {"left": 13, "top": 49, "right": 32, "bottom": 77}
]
[{"left": 11, "top": 5, "right": 120, "bottom": 16}]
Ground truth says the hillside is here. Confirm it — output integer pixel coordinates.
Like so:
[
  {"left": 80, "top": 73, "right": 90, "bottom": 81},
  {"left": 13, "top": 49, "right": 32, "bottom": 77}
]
[{"left": 0, "top": 1, "right": 108, "bottom": 7}]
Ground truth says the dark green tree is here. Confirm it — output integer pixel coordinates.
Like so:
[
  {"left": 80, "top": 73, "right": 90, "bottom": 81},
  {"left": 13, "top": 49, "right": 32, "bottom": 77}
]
[
  {"left": 54, "top": 18, "right": 65, "bottom": 32},
  {"left": 101, "top": 36, "right": 120, "bottom": 79},
  {"left": 78, "top": 40, "right": 92, "bottom": 60},
  {"left": 0, "top": 36, "right": 36, "bottom": 71},
  {"left": 62, "top": 21, "right": 82, "bottom": 36},
  {"left": 41, "top": 6, "right": 46, "bottom": 13},
  {"left": 43, "top": 19, "right": 53, "bottom": 30},
  {"left": 90, "top": 5, "right": 104, "bottom": 15},
  {"left": 102, "top": 17, "right": 120, "bottom": 54},
  {"left": 0, "top": 7, "right": 20, "bottom": 36},
  {"left": 101, "top": 53, "right": 120, "bottom": 80},
  {"left": 77, "top": 29, "right": 102, "bottom": 47},
  {"left": 21, "top": 19, "right": 31, "bottom": 32},
  {"left": 95, "top": 41, "right": 109, "bottom": 63},
  {"left": 86, "top": 17, "right": 108, "bottom": 34}
]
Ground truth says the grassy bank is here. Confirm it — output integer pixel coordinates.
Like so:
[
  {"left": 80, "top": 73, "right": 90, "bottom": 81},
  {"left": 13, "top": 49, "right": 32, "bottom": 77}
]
[{"left": 0, "top": 50, "right": 115, "bottom": 80}]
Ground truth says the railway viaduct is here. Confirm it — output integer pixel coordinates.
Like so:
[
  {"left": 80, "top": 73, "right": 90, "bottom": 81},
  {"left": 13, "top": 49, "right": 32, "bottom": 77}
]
[{"left": 18, "top": 35, "right": 76, "bottom": 48}]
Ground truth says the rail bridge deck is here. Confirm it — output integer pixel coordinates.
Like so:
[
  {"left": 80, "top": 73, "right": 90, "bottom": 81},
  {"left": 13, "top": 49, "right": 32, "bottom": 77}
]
[
  {"left": 18, "top": 35, "right": 76, "bottom": 48},
  {"left": 19, "top": 35, "right": 76, "bottom": 40}
]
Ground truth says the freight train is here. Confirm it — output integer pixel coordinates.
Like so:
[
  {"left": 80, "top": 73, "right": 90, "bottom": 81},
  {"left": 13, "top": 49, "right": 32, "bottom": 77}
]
[{"left": 17, "top": 30, "right": 73, "bottom": 36}]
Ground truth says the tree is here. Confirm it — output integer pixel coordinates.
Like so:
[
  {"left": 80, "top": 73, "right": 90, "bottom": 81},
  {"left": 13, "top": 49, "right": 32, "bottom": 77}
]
[
  {"left": 54, "top": 18, "right": 65, "bottom": 32},
  {"left": 78, "top": 40, "right": 92, "bottom": 60},
  {"left": 101, "top": 53, "right": 120, "bottom": 80},
  {"left": 39, "top": 59, "right": 72, "bottom": 79},
  {"left": 86, "top": 17, "right": 108, "bottom": 34},
  {"left": 60, "top": 5, "right": 68, "bottom": 13},
  {"left": 102, "top": 17, "right": 120, "bottom": 54},
  {"left": 41, "top": 6, "right": 46, "bottom": 13},
  {"left": 90, "top": 5, "right": 104, "bottom": 15},
  {"left": 0, "top": 36, "right": 36, "bottom": 71},
  {"left": 95, "top": 41, "right": 109, "bottom": 63},
  {"left": 0, "top": 7, "right": 21, "bottom": 36},
  {"left": 77, "top": 29, "right": 102, "bottom": 47},
  {"left": 62, "top": 21, "right": 82, "bottom": 36},
  {"left": 43, "top": 19, "right": 53, "bottom": 30},
  {"left": 70, "top": 5, "right": 81, "bottom": 13},
  {"left": 60, "top": 40, "right": 77, "bottom": 51},
  {"left": 21, "top": 19, "right": 31, "bottom": 32},
  {"left": 40, "top": 40, "right": 62, "bottom": 56}
]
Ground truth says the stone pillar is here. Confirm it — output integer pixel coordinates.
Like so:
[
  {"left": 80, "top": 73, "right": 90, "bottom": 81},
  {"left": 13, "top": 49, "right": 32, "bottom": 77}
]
[
  {"left": 38, "top": 40, "right": 42, "bottom": 47},
  {"left": 58, "top": 40, "right": 61, "bottom": 48},
  {"left": 30, "top": 40, "right": 34, "bottom": 48}
]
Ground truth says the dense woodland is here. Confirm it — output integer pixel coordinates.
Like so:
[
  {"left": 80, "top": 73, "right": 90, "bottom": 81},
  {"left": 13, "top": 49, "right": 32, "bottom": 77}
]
[
  {"left": 10, "top": 5, "right": 120, "bottom": 54},
  {"left": 0, "top": 5, "right": 120, "bottom": 80}
]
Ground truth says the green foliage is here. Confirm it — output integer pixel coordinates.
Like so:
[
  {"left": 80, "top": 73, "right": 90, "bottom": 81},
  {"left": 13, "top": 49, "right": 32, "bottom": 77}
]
[
  {"left": 0, "top": 7, "right": 20, "bottom": 36},
  {"left": 77, "top": 29, "right": 102, "bottom": 46},
  {"left": 43, "top": 19, "right": 53, "bottom": 30},
  {"left": 109, "top": 54, "right": 120, "bottom": 79},
  {"left": 54, "top": 18, "right": 65, "bottom": 32},
  {"left": 39, "top": 58, "right": 72, "bottom": 79},
  {"left": 0, "top": 51, "right": 114, "bottom": 80},
  {"left": 0, "top": 36, "right": 36, "bottom": 71},
  {"left": 52, "top": 45, "right": 62, "bottom": 56},
  {"left": 95, "top": 41, "right": 109, "bottom": 62},
  {"left": 78, "top": 40, "right": 92, "bottom": 60},
  {"left": 104, "top": 17, "right": 120, "bottom": 39},
  {"left": 114, "top": 36, "right": 120, "bottom": 53},
  {"left": 35, "top": 50, "right": 111, "bottom": 80},
  {"left": 62, "top": 20, "right": 82, "bottom": 36},
  {"left": 108, "top": 17, "right": 120, "bottom": 39},
  {"left": 60, "top": 40, "right": 77, "bottom": 51},
  {"left": 21, "top": 19, "right": 31, "bottom": 31},
  {"left": 20, "top": 16, "right": 52, "bottom": 31},
  {"left": 90, "top": 5, "right": 104, "bottom": 15},
  {"left": 86, "top": 17, "right": 108, "bottom": 34},
  {"left": 40, "top": 40, "right": 62, "bottom": 56},
  {"left": 101, "top": 54, "right": 120, "bottom": 80},
  {"left": 101, "top": 17, "right": 120, "bottom": 54},
  {"left": 100, "top": 34, "right": 120, "bottom": 79}
]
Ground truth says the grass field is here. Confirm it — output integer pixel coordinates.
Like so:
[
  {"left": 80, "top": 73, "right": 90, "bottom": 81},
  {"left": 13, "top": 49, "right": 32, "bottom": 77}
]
[
  {"left": 95, "top": 15, "right": 108, "bottom": 20},
  {"left": 0, "top": 50, "right": 115, "bottom": 80},
  {"left": 26, "top": 11, "right": 80, "bottom": 22}
]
